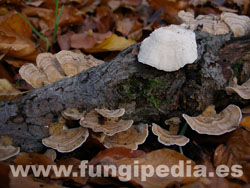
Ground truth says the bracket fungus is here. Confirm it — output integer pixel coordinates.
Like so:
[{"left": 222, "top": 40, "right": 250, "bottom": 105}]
[
  {"left": 80, "top": 108, "right": 133, "bottom": 136},
  {"left": 36, "top": 53, "right": 65, "bottom": 83},
  {"left": 42, "top": 127, "right": 89, "bottom": 153},
  {"left": 19, "top": 50, "right": 104, "bottom": 88},
  {"left": 0, "top": 136, "right": 20, "bottom": 161},
  {"left": 44, "top": 149, "right": 57, "bottom": 162},
  {"left": 61, "top": 107, "right": 85, "bottom": 120},
  {"left": 152, "top": 123, "right": 189, "bottom": 146},
  {"left": 103, "top": 123, "right": 149, "bottom": 150},
  {"left": 138, "top": 25, "right": 198, "bottom": 72},
  {"left": 95, "top": 108, "right": 125, "bottom": 118},
  {"left": 178, "top": 11, "right": 250, "bottom": 37},
  {"left": 226, "top": 78, "right": 250, "bottom": 99},
  {"left": 182, "top": 104, "right": 242, "bottom": 135},
  {"left": 178, "top": 11, "right": 230, "bottom": 35},
  {"left": 164, "top": 117, "right": 182, "bottom": 135},
  {"left": 221, "top": 12, "right": 250, "bottom": 37},
  {"left": 19, "top": 63, "right": 49, "bottom": 88}
]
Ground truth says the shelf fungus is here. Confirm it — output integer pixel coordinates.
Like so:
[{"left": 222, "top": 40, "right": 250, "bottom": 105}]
[
  {"left": 164, "top": 117, "right": 182, "bottom": 135},
  {"left": 42, "top": 127, "right": 89, "bottom": 153},
  {"left": 178, "top": 11, "right": 230, "bottom": 35},
  {"left": 183, "top": 105, "right": 242, "bottom": 135},
  {"left": 138, "top": 25, "right": 198, "bottom": 72},
  {"left": 61, "top": 107, "right": 85, "bottom": 120},
  {"left": 80, "top": 108, "right": 133, "bottom": 136},
  {"left": 152, "top": 123, "right": 189, "bottom": 146},
  {"left": 103, "top": 123, "right": 149, "bottom": 150},
  {"left": 44, "top": 149, "right": 57, "bottom": 162},
  {"left": 221, "top": 12, "right": 250, "bottom": 37},
  {"left": 0, "top": 136, "right": 20, "bottom": 161},
  {"left": 19, "top": 63, "right": 49, "bottom": 88},
  {"left": 19, "top": 50, "right": 104, "bottom": 88},
  {"left": 226, "top": 78, "right": 250, "bottom": 99},
  {"left": 36, "top": 53, "right": 65, "bottom": 83}
]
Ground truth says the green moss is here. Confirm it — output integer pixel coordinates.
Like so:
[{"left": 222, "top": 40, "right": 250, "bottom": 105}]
[
  {"left": 119, "top": 76, "right": 169, "bottom": 111},
  {"left": 233, "top": 59, "right": 242, "bottom": 78}
]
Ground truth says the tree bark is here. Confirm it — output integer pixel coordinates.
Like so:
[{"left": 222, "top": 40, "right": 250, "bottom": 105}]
[{"left": 0, "top": 32, "right": 249, "bottom": 152}]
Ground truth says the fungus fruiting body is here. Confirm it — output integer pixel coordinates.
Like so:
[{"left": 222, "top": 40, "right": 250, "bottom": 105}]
[
  {"left": 152, "top": 123, "right": 189, "bottom": 146},
  {"left": 138, "top": 25, "right": 198, "bottom": 72},
  {"left": 183, "top": 105, "right": 242, "bottom": 135}
]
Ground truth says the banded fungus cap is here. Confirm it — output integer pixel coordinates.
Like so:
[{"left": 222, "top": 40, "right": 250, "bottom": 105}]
[
  {"left": 152, "top": 123, "right": 189, "bottom": 146},
  {"left": 80, "top": 109, "right": 133, "bottom": 136},
  {"left": 226, "top": 78, "right": 250, "bottom": 100},
  {"left": 182, "top": 104, "right": 242, "bottom": 135},
  {"left": 103, "top": 123, "right": 149, "bottom": 150},
  {"left": 138, "top": 25, "right": 198, "bottom": 72},
  {"left": 61, "top": 108, "right": 85, "bottom": 120},
  {"left": 95, "top": 108, "right": 125, "bottom": 118},
  {"left": 221, "top": 12, "right": 250, "bottom": 37},
  {"left": 0, "top": 136, "right": 20, "bottom": 161},
  {"left": 42, "top": 127, "right": 89, "bottom": 153},
  {"left": 164, "top": 117, "right": 181, "bottom": 135}
]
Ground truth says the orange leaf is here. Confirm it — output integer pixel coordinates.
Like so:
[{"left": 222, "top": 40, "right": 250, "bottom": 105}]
[
  {"left": 86, "top": 33, "right": 136, "bottom": 53},
  {"left": 240, "top": 116, "right": 250, "bottom": 131}
]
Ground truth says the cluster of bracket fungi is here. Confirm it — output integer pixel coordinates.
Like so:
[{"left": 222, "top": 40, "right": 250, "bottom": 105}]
[
  {"left": 19, "top": 50, "right": 104, "bottom": 88},
  {"left": 1, "top": 17, "right": 250, "bottom": 160}
]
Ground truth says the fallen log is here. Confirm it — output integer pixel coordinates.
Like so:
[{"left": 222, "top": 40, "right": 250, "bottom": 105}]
[{"left": 0, "top": 32, "right": 249, "bottom": 152}]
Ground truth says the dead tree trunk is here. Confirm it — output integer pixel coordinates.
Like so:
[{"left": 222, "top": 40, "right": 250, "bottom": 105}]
[{"left": 0, "top": 32, "right": 249, "bottom": 152}]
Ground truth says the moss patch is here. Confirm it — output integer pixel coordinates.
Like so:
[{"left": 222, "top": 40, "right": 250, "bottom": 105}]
[{"left": 119, "top": 75, "right": 169, "bottom": 111}]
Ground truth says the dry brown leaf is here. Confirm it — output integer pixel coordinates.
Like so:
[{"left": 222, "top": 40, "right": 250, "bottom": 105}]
[
  {"left": 70, "top": 31, "right": 112, "bottom": 49},
  {"left": 0, "top": 162, "right": 10, "bottom": 188},
  {"left": 89, "top": 148, "right": 197, "bottom": 188},
  {"left": 241, "top": 116, "right": 250, "bottom": 131},
  {"left": 50, "top": 158, "right": 87, "bottom": 185},
  {"left": 89, "top": 147, "right": 145, "bottom": 165},
  {"left": 225, "top": 128, "right": 250, "bottom": 181},
  {"left": 58, "top": 5, "right": 83, "bottom": 27},
  {"left": 9, "top": 174, "right": 64, "bottom": 188},
  {"left": 213, "top": 144, "right": 248, "bottom": 182},
  {"left": 182, "top": 160, "right": 245, "bottom": 188},
  {"left": 0, "top": 12, "right": 38, "bottom": 61},
  {"left": 116, "top": 18, "right": 142, "bottom": 36},
  {"left": 0, "top": 79, "right": 20, "bottom": 100},
  {"left": 57, "top": 31, "right": 74, "bottom": 50},
  {"left": 85, "top": 33, "right": 136, "bottom": 53},
  {"left": 147, "top": 0, "right": 190, "bottom": 23},
  {"left": 14, "top": 153, "right": 55, "bottom": 167},
  {"left": 22, "top": 6, "right": 54, "bottom": 29},
  {"left": 96, "top": 6, "right": 114, "bottom": 33}
]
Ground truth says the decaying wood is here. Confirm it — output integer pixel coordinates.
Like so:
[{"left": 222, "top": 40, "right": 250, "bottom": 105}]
[{"left": 0, "top": 32, "right": 249, "bottom": 152}]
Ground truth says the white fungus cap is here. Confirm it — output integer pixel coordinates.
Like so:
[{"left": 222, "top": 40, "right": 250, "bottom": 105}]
[{"left": 138, "top": 25, "right": 198, "bottom": 72}]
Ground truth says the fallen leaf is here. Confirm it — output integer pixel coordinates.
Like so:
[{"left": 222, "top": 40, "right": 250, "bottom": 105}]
[
  {"left": 59, "top": 5, "right": 83, "bottom": 27},
  {"left": 147, "top": 0, "right": 190, "bottom": 24},
  {"left": 70, "top": 31, "right": 112, "bottom": 49},
  {"left": 57, "top": 31, "right": 74, "bottom": 50},
  {"left": 0, "top": 12, "right": 38, "bottom": 60},
  {"left": 182, "top": 160, "right": 245, "bottom": 188},
  {"left": 0, "top": 79, "right": 20, "bottom": 96},
  {"left": 14, "top": 153, "right": 55, "bottom": 167},
  {"left": 116, "top": 18, "right": 142, "bottom": 36},
  {"left": 0, "top": 162, "right": 10, "bottom": 188},
  {"left": 96, "top": 6, "right": 114, "bottom": 33},
  {"left": 240, "top": 116, "right": 250, "bottom": 131},
  {"left": 213, "top": 144, "right": 248, "bottom": 182},
  {"left": 225, "top": 128, "right": 250, "bottom": 181},
  {"left": 89, "top": 148, "right": 197, "bottom": 188},
  {"left": 50, "top": 158, "right": 87, "bottom": 185},
  {"left": 90, "top": 147, "right": 145, "bottom": 165},
  {"left": 85, "top": 33, "right": 136, "bottom": 53},
  {"left": 9, "top": 174, "right": 64, "bottom": 188}
]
